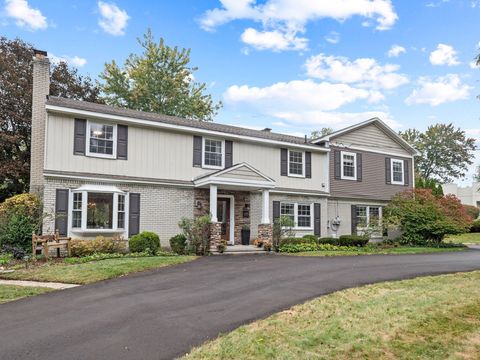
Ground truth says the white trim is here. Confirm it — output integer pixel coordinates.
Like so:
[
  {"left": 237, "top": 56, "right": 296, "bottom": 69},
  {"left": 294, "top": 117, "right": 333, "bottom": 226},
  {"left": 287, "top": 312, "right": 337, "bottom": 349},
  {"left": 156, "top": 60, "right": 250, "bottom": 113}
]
[
  {"left": 270, "top": 189, "right": 329, "bottom": 197},
  {"left": 46, "top": 105, "right": 330, "bottom": 152},
  {"left": 287, "top": 149, "right": 305, "bottom": 178},
  {"left": 217, "top": 195, "right": 235, "bottom": 245},
  {"left": 355, "top": 205, "right": 383, "bottom": 234},
  {"left": 390, "top": 158, "right": 405, "bottom": 185},
  {"left": 340, "top": 151, "right": 357, "bottom": 181},
  {"left": 202, "top": 137, "right": 225, "bottom": 170},
  {"left": 331, "top": 143, "right": 414, "bottom": 159},
  {"left": 261, "top": 189, "right": 270, "bottom": 224},
  {"left": 194, "top": 162, "right": 275, "bottom": 183},
  {"left": 194, "top": 177, "right": 276, "bottom": 189},
  {"left": 209, "top": 184, "right": 218, "bottom": 222},
  {"left": 85, "top": 120, "right": 117, "bottom": 159}
]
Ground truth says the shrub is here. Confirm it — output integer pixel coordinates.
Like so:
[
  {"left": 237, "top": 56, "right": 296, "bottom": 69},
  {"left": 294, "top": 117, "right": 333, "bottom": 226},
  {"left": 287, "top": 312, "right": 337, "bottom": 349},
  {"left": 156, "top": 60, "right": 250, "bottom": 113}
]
[
  {"left": 302, "top": 234, "right": 319, "bottom": 243},
  {"left": 317, "top": 237, "right": 337, "bottom": 245},
  {"left": 169, "top": 234, "right": 187, "bottom": 255},
  {"left": 178, "top": 215, "right": 211, "bottom": 255},
  {"left": 70, "top": 236, "right": 127, "bottom": 257},
  {"left": 279, "top": 237, "right": 312, "bottom": 246},
  {"left": 463, "top": 205, "right": 480, "bottom": 220},
  {"left": 471, "top": 219, "right": 480, "bottom": 233},
  {"left": 129, "top": 232, "right": 160, "bottom": 254},
  {"left": 216, "top": 239, "right": 227, "bottom": 253},
  {"left": 1, "top": 244, "right": 27, "bottom": 260},
  {"left": 337, "top": 235, "right": 369, "bottom": 247},
  {"left": 272, "top": 215, "right": 295, "bottom": 251},
  {"left": 279, "top": 243, "right": 362, "bottom": 253}
]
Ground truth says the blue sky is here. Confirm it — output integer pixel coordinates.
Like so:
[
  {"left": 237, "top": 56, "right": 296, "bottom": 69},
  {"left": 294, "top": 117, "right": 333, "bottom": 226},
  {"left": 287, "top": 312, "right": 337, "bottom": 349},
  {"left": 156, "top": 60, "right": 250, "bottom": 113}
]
[{"left": 1, "top": 0, "right": 480, "bottom": 182}]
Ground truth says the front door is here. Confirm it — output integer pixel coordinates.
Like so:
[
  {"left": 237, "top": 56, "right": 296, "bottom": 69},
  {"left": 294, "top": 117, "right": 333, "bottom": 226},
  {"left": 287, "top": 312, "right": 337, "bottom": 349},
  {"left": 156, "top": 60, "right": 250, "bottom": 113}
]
[{"left": 217, "top": 198, "right": 231, "bottom": 243}]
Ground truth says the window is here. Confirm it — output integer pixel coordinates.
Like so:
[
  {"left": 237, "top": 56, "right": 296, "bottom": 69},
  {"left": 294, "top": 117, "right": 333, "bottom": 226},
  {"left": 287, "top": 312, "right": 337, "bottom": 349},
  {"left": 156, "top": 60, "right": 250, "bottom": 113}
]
[
  {"left": 72, "top": 193, "right": 82, "bottom": 228},
  {"left": 203, "top": 138, "right": 224, "bottom": 168},
  {"left": 280, "top": 202, "right": 313, "bottom": 229},
  {"left": 86, "top": 121, "right": 116, "bottom": 158},
  {"left": 117, "top": 194, "right": 125, "bottom": 229},
  {"left": 356, "top": 205, "right": 381, "bottom": 231},
  {"left": 288, "top": 150, "right": 304, "bottom": 177},
  {"left": 341, "top": 151, "right": 356, "bottom": 180},
  {"left": 87, "top": 193, "right": 113, "bottom": 229},
  {"left": 391, "top": 159, "right": 404, "bottom": 185}
]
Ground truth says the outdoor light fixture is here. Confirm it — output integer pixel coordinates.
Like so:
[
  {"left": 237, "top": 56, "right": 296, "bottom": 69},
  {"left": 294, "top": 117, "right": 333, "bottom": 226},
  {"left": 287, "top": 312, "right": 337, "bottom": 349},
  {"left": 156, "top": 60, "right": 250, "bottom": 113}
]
[
  {"left": 243, "top": 204, "right": 250, "bottom": 218},
  {"left": 195, "top": 200, "right": 202, "bottom": 209}
]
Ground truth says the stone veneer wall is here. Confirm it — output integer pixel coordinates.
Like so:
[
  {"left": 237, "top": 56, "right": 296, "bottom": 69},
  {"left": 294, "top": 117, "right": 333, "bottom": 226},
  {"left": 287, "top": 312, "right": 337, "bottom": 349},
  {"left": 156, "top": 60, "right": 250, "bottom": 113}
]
[
  {"left": 194, "top": 189, "right": 251, "bottom": 245},
  {"left": 42, "top": 177, "right": 195, "bottom": 247}
]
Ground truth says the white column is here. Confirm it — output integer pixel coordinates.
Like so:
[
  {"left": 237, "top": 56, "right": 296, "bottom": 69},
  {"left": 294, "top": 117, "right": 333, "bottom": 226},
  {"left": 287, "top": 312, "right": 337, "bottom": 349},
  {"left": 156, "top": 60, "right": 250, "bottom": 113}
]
[
  {"left": 261, "top": 189, "right": 270, "bottom": 224},
  {"left": 210, "top": 184, "right": 218, "bottom": 222}
]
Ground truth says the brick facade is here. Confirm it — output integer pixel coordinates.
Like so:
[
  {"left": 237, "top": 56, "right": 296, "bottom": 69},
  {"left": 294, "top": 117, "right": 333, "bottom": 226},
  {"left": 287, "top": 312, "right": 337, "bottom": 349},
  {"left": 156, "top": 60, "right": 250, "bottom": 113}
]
[
  {"left": 209, "top": 222, "right": 222, "bottom": 249},
  {"left": 257, "top": 223, "right": 273, "bottom": 243}
]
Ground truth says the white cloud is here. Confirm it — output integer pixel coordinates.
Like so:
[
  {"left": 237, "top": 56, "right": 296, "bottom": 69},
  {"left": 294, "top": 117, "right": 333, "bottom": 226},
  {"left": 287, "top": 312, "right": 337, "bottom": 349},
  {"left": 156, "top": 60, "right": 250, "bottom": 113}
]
[
  {"left": 429, "top": 43, "right": 460, "bottom": 66},
  {"left": 405, "top": 74, "right": 471, "bottom": 106},
  {"left": 387, "top": 44, "right": 406, "bottom": 57},
  {"left": 304, "top": 53, "right": 409, "bottom": 90},
  {"left": 200, "top": 0, "right": 397, "bottom": 51},
  {"left": 4, "top": 0, "right": 47, "bottom": 30},
  {"left": 50, "top": 53, "right": 87, "bottom": 67},
  {"left": 325, "top": 31, "right": 340, "bottom": 44},
  {"left": 97, "top": 1, "right": 129, "bottom": 36},
  {"left": 469, "top": 60, "right": 479, "bottom": 69},
  {"left": 240, "top": 27, "right": 308, "bottom": 51}
]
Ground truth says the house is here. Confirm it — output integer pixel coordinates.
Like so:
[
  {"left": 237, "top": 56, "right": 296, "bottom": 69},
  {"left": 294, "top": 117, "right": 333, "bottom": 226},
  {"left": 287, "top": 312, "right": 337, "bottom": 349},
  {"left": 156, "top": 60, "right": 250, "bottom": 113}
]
[
  {"left": 443, "top": 183, "right": 480, "bottom": 208},
  {"left": 30, "top": 50, "right": 418, "bottom": 247}
]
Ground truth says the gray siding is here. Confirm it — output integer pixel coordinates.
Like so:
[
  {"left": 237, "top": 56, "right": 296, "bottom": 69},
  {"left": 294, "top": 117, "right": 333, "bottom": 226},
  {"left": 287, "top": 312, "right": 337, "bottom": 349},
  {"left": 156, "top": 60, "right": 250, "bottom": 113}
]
[{"left": 329, "top": 146, "right": 413, "bottom": 201}]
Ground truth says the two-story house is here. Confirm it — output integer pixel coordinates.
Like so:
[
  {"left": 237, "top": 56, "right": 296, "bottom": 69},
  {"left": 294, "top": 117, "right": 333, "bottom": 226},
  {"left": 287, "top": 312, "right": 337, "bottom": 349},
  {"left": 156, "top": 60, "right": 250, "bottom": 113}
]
[{"left": 30, "top": 50, "right": 417, "bottom": 247}]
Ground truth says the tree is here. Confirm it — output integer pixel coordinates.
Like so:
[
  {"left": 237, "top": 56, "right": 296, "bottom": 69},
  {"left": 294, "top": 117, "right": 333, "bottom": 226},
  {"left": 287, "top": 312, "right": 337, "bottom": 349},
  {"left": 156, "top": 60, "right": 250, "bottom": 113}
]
[
  {"left": 100, "top": 29, "right": 222, "bottom": 121},
  {"left": 0, "top": 37, "right": 103, "bottom": 202},
  {"left": 415, "top": 177, "right": 444, "bottom": 197},
  {"left": 310, "top": 127, "right": 334, "bottom": 139},
  {"left": 400, "top": 124, "right": 476, "bottom": 183}
]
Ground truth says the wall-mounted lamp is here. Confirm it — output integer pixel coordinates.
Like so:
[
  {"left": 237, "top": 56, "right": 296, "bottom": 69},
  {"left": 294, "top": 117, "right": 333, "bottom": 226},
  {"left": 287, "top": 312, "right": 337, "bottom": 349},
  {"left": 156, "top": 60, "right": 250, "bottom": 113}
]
[
  {"left": 243, "top": 204, "right": 250, "bottom": 218},
  {"left": 195, "top": 200, "right": 202, "bottom": 210}
]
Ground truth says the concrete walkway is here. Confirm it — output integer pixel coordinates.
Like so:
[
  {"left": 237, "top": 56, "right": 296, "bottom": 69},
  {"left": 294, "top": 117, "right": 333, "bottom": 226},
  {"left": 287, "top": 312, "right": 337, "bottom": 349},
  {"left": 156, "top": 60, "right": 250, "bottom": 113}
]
[{"left": 0, "top": 279, "right": 79, "bottom": 289}]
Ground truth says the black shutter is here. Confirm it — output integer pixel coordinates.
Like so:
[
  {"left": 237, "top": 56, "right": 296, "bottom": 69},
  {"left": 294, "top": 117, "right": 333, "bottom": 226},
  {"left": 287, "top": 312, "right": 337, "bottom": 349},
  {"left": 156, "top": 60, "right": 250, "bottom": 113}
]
[
  {"left": 385, "top": 157, "right": 391, "bottom": 184},
  {"left": 73, "top": 119, "right": 86, "bottom": 155},
  {"left": 193, "top": 136, "right": 202, "bottom": 167},
  {"left": 273, "top": 201, "right": 280, "bottom": 222},
  {"left": 314, "top": 203, "right": 321, "bottom": 236},
  {"left": 334, "top": 150, "right": 341, "bottom": 179},
  {"left": 129, "top": 193, "right": 140, "bottom": 237},
  {"left": 280, "top": 148, "right": 288, "bottom": 176},
  {"left": 55, "top": 189, "right": 69, "bottom": 236},
  {"left": 225, "top": 140, "right": 233, "bottom": 168},
  {"left": 356, "top": 153, "right": 362, "bottom": 182},
  {"left": 351, "top": 205, "right": 357, "bottom": 235},
  {"left": 117, "top": 124, "right": 128, "bottom": 160},
  {"left": 305, "top": 152, "right": 312, "bottom": 178},
  {"left": 404, "top": 159, "right": 410, "bottom": 186}
]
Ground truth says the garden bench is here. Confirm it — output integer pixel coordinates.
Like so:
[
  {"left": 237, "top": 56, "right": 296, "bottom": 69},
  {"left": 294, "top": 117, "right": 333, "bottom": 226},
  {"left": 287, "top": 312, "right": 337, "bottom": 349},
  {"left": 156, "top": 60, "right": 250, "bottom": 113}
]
[{"left": 32, "top": 230, "right": 71, "bottom": 258}]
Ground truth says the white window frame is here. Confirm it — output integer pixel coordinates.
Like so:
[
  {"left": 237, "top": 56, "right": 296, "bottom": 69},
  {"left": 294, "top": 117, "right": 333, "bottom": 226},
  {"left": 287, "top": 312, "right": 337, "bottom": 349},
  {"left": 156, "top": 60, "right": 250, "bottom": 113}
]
[
  {"left": 202, "top": 137, "right": 225, "bottom": 170},
  {"left": 86, "top": 120, "right": 117, "bottom": 159},
  {"left": 341, "top": 151, "right": 357, "bottom": 181},
  {"left": 287, "top": 149, "right": 305, "bottom": 178},
  {"left": 356, "top": 205, "right": 382, "bottom": 233},
  {"left": 68, "top": 190, "right": 129, "bottom": 235},
  {"left": 280, "top": 202, "right": 313, "bottom": 230},
  {"left": 391, "top": 158, "right": 405, "bottom": 185}
]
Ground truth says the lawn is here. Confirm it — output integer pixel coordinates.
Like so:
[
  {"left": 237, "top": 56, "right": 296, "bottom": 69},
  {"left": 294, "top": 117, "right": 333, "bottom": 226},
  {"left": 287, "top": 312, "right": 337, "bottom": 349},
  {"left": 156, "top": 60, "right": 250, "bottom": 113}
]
[
  {"left": 0, "top": 256, "right": 195, "bottom": 284},
  {"left": 287, "top": 246, "right": 465, "bottom": 257},
  {"left": 0, "top": 284, "right": 52, "bottom": 304},
  {"left": 184, "top": 271, "right": 480, "bottom": 359},
  {"left": 446, "top": 232, "right": 480, "bottom": 244}
]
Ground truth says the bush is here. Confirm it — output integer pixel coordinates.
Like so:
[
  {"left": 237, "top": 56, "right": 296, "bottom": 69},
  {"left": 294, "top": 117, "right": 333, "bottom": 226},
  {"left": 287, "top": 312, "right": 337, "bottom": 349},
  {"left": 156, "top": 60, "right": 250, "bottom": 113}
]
[
  {"left": 317, "top": 237, "right": 337, "bottom": 245},
  {"left": 337, "top": 235, "right": 369, "bottom": 247},
  {"left": 178, "top": 215, "right": 211, "bottom": 255},
  {"left": 169, "top": 234, "right": 187, "bottom": 255},
  {"left": 279, "top": 243, "right": 362, "bottom": 253},
  {"left": 70, "top": 236, "right": 128, "bottom": 257},
  {"left": 1, "top": 244, "right": 27, "bottom": 260},
  {"left": 463, "top": 205, "right": 480, "bottom": 220},
  {"left": 272, "top": 215, "right": 295, "bottom": 251},
  {"left": 279, "top": 237, "right": 314, "bottom": 246},
  {"left": 471, "top": 219, "right": 480, "bottom": 233},
  {"left": 129, "top": 231, "right": 160, "bottom": 254},
  {"left": 302, "top": 234, "right": 319, "bottom": 243}
]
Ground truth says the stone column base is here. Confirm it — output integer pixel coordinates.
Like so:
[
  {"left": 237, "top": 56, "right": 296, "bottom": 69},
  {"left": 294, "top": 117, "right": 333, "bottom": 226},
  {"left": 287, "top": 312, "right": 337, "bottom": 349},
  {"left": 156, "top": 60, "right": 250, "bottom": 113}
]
[
  {"left": 210, "top": 222, "right": 222, "bottom": 251},
  {"left": 257, "top": 223, "right": 273, "bottom": 243}
]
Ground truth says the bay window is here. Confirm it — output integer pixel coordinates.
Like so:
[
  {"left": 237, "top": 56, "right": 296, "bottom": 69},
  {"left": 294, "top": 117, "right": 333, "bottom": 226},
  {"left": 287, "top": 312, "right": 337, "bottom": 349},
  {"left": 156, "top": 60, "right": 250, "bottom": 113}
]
[{"left": 280, "top": 202, "right": 313, "bottom": 229}]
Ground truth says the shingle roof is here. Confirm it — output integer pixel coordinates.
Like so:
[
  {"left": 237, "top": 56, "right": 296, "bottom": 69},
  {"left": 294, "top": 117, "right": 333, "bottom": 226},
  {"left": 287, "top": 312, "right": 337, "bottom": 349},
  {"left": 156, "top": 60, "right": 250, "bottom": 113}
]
[{"left": 46, "top": 96, "right": 312, "bottom": 146}]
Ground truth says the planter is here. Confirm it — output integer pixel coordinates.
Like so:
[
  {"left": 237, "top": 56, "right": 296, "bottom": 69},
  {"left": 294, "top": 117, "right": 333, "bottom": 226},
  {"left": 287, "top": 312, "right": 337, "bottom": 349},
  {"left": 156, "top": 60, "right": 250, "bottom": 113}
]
[{"left": 241, "top": 229, "right": 251, "bottom": 245}]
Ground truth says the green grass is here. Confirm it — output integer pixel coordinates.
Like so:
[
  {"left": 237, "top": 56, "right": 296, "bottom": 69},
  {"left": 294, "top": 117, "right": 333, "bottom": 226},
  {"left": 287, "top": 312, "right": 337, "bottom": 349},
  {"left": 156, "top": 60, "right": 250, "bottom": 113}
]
[
  {"left": 288, "top": 246, "right": 464, "bottom": 257},
  {"left": 0, "top": 284, "right": 52, "bottom": 304},
  {"left": 184, "top": 271, "right": 480, "bottom": 360},
  {"left": 0, "top": 256, "right": 195, "bottom": 284},
  {"left": 446, "top": 232, "right": 480, "bottom": 244}
]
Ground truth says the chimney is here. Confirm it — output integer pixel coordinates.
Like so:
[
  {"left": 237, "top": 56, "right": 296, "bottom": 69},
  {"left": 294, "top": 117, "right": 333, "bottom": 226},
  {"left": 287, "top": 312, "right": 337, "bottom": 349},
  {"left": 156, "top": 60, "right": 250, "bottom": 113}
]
[
  {"left": 262, "top": 128, "right": 272, "bottom": 132},
  {"left": 30, "top": 49, "right": 50, "bottom": 194}
]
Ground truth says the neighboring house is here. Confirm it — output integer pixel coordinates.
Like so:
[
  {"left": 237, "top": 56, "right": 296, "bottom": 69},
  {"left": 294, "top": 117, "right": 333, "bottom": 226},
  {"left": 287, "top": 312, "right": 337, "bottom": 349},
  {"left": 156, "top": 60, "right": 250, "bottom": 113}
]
[
  {"left": 443, "top": 183, "right": 480, "bottom": 208},
  {"left": 30, "top": 51, "right": 417, "bottom": 247}
]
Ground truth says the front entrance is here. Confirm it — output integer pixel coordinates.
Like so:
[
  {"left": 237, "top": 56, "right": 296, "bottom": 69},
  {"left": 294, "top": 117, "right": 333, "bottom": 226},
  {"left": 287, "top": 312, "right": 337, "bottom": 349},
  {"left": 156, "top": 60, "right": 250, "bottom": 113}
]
[{"left": 217, "top": 196, "right": 234, "bottom": 245}]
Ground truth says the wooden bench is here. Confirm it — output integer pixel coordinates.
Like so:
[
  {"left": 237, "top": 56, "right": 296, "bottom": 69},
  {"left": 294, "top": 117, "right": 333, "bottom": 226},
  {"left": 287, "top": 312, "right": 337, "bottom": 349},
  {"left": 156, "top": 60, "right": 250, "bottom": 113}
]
[{"left": 32, "top": 230, "right": 71, "bottom": 258}]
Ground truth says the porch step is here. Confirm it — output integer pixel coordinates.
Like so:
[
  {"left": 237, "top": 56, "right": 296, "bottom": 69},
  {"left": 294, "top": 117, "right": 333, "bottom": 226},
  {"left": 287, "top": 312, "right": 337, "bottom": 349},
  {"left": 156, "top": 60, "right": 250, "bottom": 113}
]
[{"left": 211, "top": 245, "right": 270, "bottom": 255}]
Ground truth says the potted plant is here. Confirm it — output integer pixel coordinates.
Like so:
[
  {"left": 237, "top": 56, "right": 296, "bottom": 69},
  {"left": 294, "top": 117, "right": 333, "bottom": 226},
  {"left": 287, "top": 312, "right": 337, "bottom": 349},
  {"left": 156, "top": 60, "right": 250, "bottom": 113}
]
[
  {"left": 216, "top": 239, "right": 227, "bottom": 253},
  {"left": 263, "top": 241, "right": 272, "bottom": 252},
  {"left": 241, "top": 224, "right": 251, "bottom": 245},
  {"left": 253, "top": 238, "right": 263, "bottom": 248}
]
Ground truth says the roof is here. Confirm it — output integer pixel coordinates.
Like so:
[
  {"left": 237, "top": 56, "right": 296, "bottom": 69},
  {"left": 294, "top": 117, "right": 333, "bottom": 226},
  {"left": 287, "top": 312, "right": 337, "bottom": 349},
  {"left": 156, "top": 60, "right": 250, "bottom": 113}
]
[
  {"left": 311, "top": 117, "right": 419, "bottom": 155},
  {"left": 46, "top": 96, "right": 313, "bottom": 147}
]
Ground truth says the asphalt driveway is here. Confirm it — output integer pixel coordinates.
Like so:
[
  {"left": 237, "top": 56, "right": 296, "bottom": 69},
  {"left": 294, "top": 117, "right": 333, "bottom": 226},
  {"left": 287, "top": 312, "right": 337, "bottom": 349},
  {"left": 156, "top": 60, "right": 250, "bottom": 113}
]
[{"left": 1, "top": 250, "right": 480, "bottom": 360}]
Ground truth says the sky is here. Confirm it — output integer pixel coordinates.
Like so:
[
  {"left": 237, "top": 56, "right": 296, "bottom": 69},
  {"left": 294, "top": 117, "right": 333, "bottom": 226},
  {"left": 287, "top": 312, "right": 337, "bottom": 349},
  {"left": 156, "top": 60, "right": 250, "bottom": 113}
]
[{"left": 1, "top": 0, "right": 480, "bottom": 184}]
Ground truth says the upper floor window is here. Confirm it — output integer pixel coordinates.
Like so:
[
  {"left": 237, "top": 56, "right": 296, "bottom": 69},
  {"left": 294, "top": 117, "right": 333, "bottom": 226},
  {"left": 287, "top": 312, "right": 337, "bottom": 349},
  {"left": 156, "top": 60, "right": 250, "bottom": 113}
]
[
  {"left": 391, "top": 159, "right": 404, "bottom": 185},
  {"left": 288, "top": 150, "right": 304, "bottom": 177},
  {"left": 203, "top": 138, "right": 224, "bottom": 169},
  {"left": 341, "top": 151, "right": 357, "bottom": 180},
  {"left": 87, "top": 121, "right": 117, "bottom": 159}
]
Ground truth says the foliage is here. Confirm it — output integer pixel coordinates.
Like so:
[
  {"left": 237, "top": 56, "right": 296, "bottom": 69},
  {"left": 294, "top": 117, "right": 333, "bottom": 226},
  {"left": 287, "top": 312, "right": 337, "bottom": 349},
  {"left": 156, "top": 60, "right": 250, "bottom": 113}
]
[
  {"left": 384, "top": 189, "right": 472, "bottom": 245},
  {"left": 0, "top": 37, "right": 103, "bottom": 200},
  {"left": 463, "top": 205, "right": 480, "bottom": 220},
  {"left": 280, "top": 236, "right": 316, "bottom": 246},
  {"left": 253, "top": 239, "right": 263, "bottom": 247},
  {"left": 216, "top": 239, "right": 227, "bottom": 253},
  {"left": 70, "top": 236, "right": 128, "bottom": 257},
  {"left": 302, "top": 234, "right": 319, "bottom": 243},
  {"left": 310, "top": 127, "right": 334, "bottom": 139},
  {"left": 169, "top": 234, "right": 188, "bottom": 255},
  {"left": 471, "top": 219, "right": 480, "bottom": 233},
  {"left": 1, "top": 245, "right": 27, "bottom": 260},
  {"left": 337, "top": 235, "right": 370, "bottom": 247},
  {"left": 178, "top": 215, "right": 212, "bottom": 255},
  {"left": 129, "top": 232, "right": 160, "bottom": 255},
  {"left": 415, "top": 177, "right": 444, "bottom": 197},
  {"left": 279, "top": 243, "right": 360, "bottom": 253},
  {"left": 100, "top": 29, "right": 222, "bottom": 121},
  {"left": 400, "top": 124, "right": 476, "bottom": 182},
  {"left": 0, "top": 214, "right": 35, "bottom": 251},
  {"left": 0, "top": 252, "right": 13, "bottom": 266},
  {"left": 64, "top": 251, "right": 174, "bottom": 264},
  {"left": 263, "top": 241, "right": 272, "bottom": 252},
  {"left": 272, "top": 215, "right": 295, "bottom": 251}
]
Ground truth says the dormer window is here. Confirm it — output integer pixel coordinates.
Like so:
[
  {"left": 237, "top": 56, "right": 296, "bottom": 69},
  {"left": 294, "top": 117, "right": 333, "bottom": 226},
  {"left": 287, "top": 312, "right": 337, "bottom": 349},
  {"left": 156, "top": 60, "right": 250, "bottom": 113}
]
[
  {"left": 86, "top": 121, "right": 117, "bottom": 159},
  {"left": 203, "top": 138, "right": 224, "bottom": 169}
]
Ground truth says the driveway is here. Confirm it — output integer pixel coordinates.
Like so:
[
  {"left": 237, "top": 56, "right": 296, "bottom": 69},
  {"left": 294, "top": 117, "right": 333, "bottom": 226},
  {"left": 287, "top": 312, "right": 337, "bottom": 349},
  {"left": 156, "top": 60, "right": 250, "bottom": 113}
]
[{"left": 1, "top": 250, "right": 480, "bottom": 360}]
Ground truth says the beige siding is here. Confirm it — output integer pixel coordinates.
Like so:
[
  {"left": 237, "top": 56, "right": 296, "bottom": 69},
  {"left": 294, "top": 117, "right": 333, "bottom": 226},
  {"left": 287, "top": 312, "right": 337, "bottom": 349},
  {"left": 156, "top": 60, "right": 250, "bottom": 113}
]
[
  {"left": 45, "top": 114, "right": 328, "bottom": 192},
  {"left": 329, "top": 146, "right": 413, "bottom": 201},
  {"left": 331, "top": 123, "right": 410, "bottom": 156},
  {"left": 220, "top": 166, "right": 266, "bottom": 181}
]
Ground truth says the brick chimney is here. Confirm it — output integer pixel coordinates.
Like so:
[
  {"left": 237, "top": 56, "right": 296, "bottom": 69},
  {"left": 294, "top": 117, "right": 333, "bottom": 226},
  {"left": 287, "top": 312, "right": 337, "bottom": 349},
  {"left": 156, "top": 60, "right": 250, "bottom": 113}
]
[{"left": 30, "top": 49, "right": 50, "bottom": 194}]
